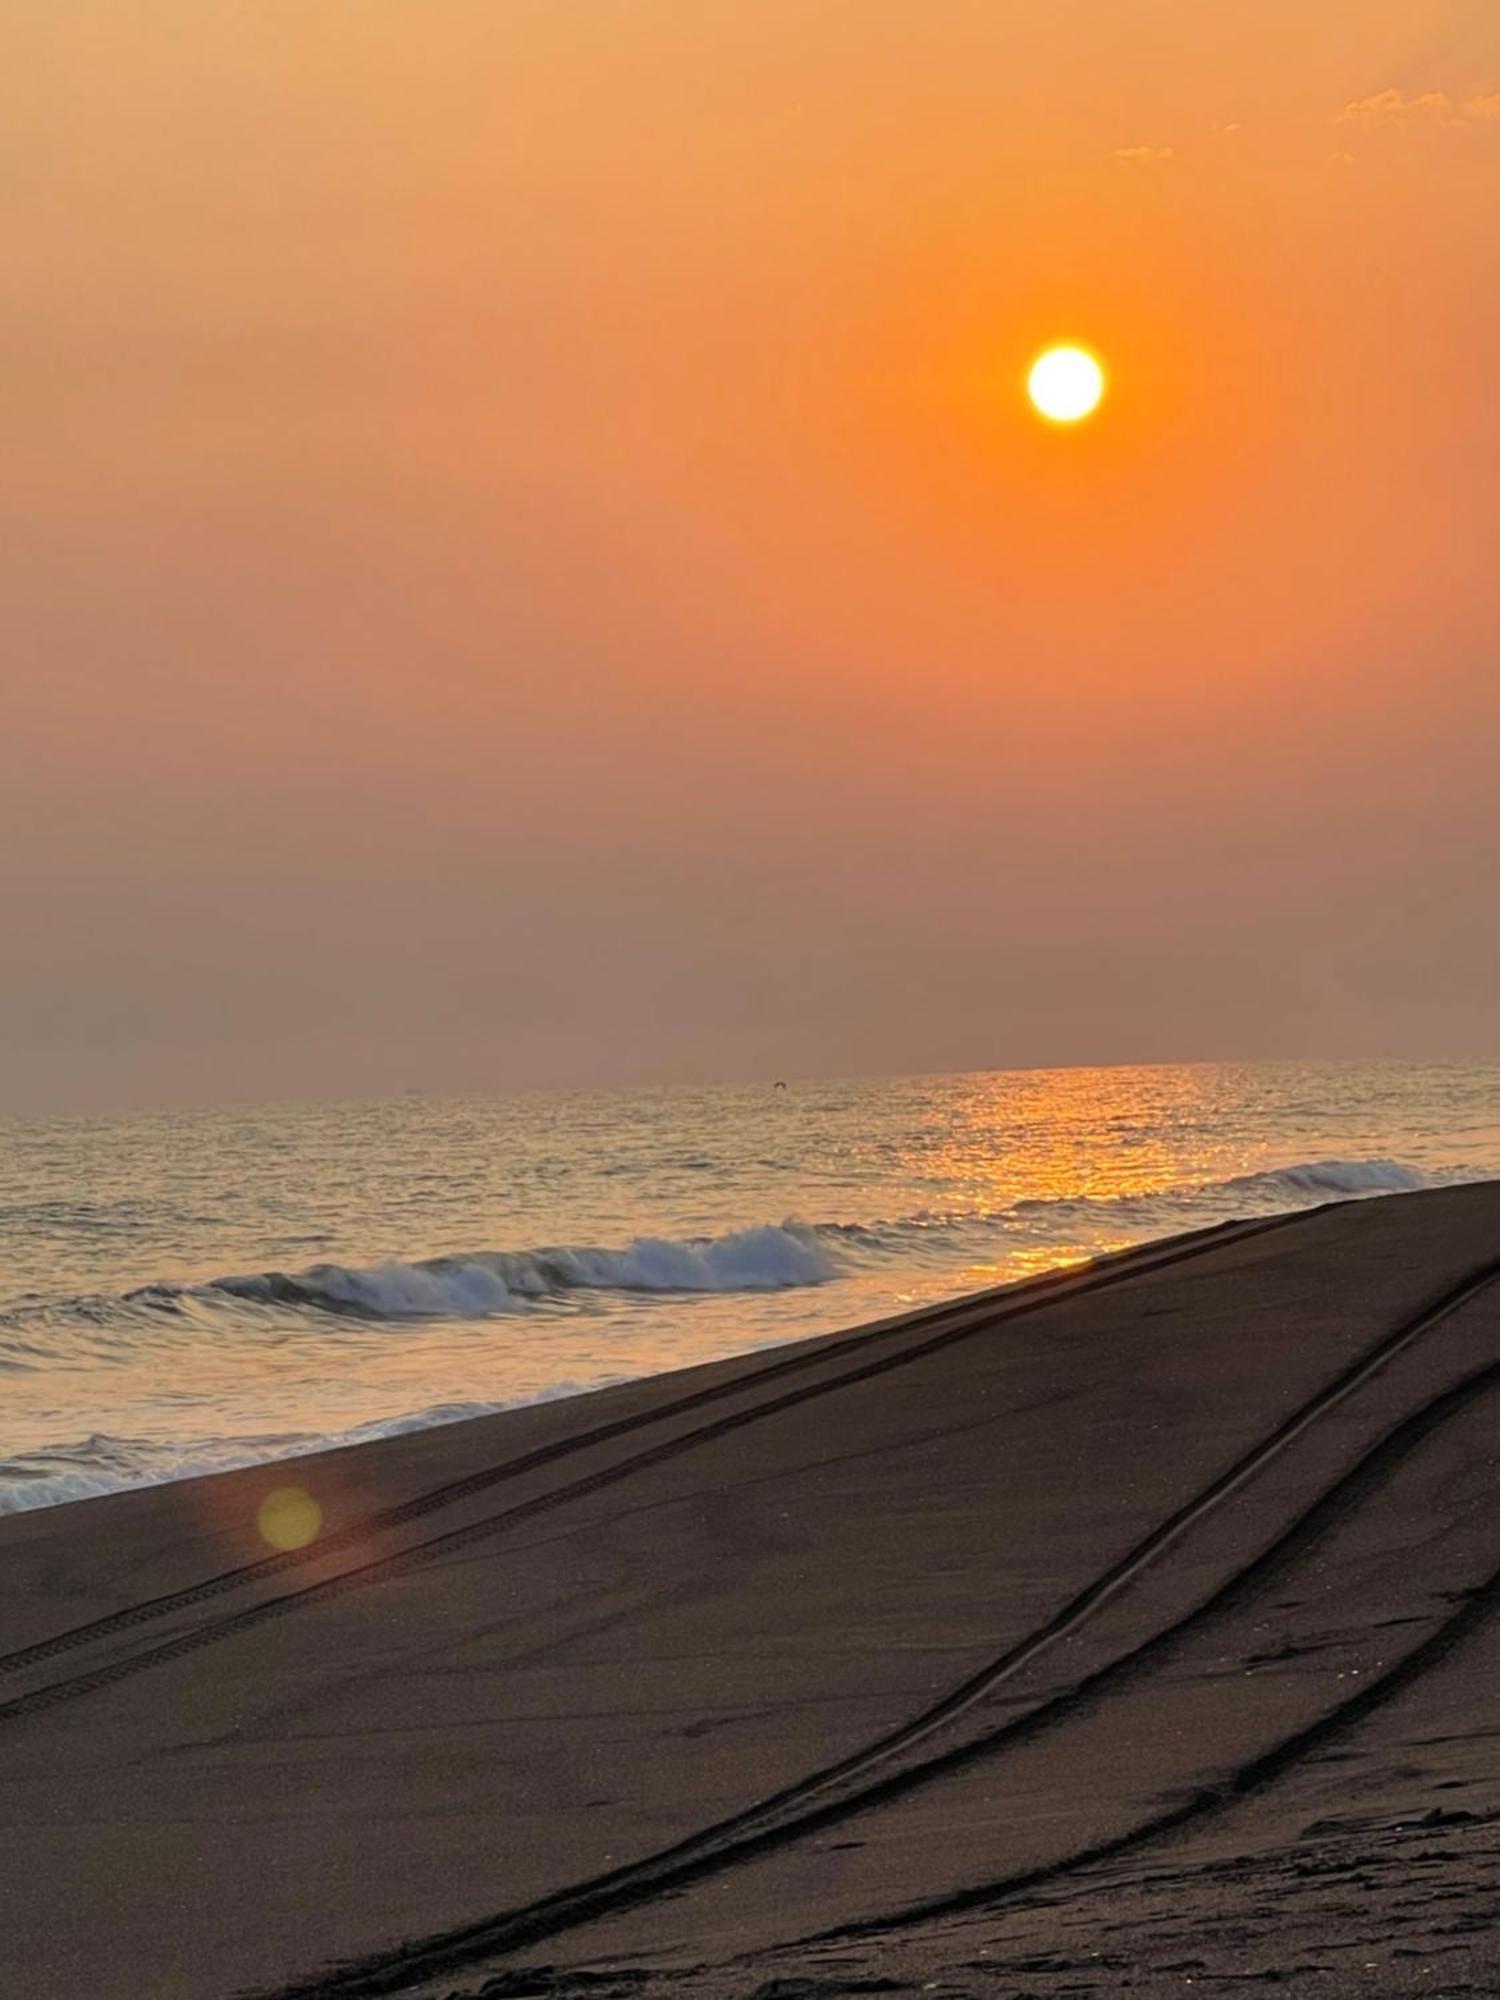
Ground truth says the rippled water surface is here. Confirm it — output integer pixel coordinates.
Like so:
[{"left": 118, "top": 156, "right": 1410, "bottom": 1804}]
[{"left": 3, "top": 1061, "right": 1497, "bottom": 1511}]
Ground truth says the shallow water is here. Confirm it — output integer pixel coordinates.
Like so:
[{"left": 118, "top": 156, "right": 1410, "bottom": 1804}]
[{"left": 2, "top": 1060, "right": 1497, "bottom": 1512}]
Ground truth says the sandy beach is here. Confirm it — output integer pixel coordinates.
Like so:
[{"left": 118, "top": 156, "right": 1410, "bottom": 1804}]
[{"left": 5, "top": 1183, "right": 1500, "bottom": 1999}]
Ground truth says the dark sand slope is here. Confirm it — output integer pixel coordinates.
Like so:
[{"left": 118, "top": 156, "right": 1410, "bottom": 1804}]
[{"left": 4, "top": 1191, "right": 1500, "bottom": 1999}]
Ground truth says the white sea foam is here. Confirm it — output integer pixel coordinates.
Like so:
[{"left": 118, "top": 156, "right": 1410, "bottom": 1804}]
[{"left": 0, "top": 1389, "right": 593, "bottom": 1515}]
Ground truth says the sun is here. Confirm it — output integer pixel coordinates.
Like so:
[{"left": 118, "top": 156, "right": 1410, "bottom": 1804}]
[{"left": 1027, "top": 345, "right": 1106, "bottom": 424}]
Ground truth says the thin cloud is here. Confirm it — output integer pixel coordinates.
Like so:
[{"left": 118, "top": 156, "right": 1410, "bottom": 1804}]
[
  {"left": 1339, "top": 87, "right": 1500, "bottom": 129},
  {"left": 1113, "top": 144, "right": 1175, "bottom": 164}
]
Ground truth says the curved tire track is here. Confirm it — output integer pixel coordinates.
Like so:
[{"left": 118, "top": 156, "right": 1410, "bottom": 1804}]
[
  {"left": 824, "top": 1536, "right": 1500, "bottom": 1947},
  {"left": 247, "top": 1268, "right": 1500, "bottom": 1998}
]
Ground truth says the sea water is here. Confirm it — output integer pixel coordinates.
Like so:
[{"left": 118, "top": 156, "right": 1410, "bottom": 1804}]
[{"left": 2, "top": 1060, "right": 1497, "bottom": 1513}]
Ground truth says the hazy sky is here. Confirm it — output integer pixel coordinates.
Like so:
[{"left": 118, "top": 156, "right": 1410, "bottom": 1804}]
[{"left": 5, "top": 1, "right": 1498, "bottom": 1114}]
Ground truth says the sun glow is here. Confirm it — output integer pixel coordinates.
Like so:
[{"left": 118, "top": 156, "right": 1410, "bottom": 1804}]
[{"left": 1027, "top": 345, "right": 1106, "bottom": 424}]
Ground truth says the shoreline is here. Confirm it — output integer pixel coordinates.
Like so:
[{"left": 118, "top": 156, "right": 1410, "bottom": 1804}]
[
  {"left": 6, "top": 1211, "right": 1271, "bottom": 1533},
  {"left": 0, "top": 1195, "right": 1380, "bottom": 1524},
  {"left": 4, "top": 1182, "right": 1500, "bottom": 1996},
  {"left": 0, "top": 1153, "right": 1450, "bottom": 1520}
]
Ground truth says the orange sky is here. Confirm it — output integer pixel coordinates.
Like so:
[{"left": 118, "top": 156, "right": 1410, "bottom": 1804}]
[{"left": 4, "top": 1, "right": 1498, "bottom": 1111}]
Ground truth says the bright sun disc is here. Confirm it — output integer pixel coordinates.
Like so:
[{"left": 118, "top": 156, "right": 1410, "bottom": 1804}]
[{"left": 1027, "top": 345, "right": 1106, "bottom": 423}]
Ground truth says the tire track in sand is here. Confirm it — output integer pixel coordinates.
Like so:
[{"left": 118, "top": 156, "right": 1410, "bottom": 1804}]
[
  {"left": 246, "top": 1268, "right": 1500, "bottom": 1998},
  {"left": 821, "top": 1513, "right": 1500, "bottom": 1948}
]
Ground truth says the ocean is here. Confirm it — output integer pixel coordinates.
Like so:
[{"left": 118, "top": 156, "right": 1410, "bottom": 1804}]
[{"left": 2, "top": 1059, "right": 1497, "bottom": 1515}]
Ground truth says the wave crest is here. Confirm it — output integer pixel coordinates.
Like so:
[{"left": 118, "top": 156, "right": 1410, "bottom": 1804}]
[{"left": 203, "top": 1223, "right": 842, "bottom": 1321}]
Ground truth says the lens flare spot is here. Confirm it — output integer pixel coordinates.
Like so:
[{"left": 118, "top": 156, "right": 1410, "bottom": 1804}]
[{"left": 256, "top": 1485, "right": 323, "bottom": 1552}]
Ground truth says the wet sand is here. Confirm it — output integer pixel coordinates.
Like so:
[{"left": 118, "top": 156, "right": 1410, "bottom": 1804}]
[{"left": 4, "top": 1183, "right": 1500, "bottom": 1999}]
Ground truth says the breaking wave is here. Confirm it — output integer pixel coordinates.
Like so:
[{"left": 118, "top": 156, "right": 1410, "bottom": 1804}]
[
  {"left": 0, "top": 1155, "right": 1434, "bottom": 1336},
  {"left": 1219, "top": 1159, "right": 1428, "bottom": 1198},
  {"left": 198, "top": 1220, "right": 844, "bottom": 1318}
]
